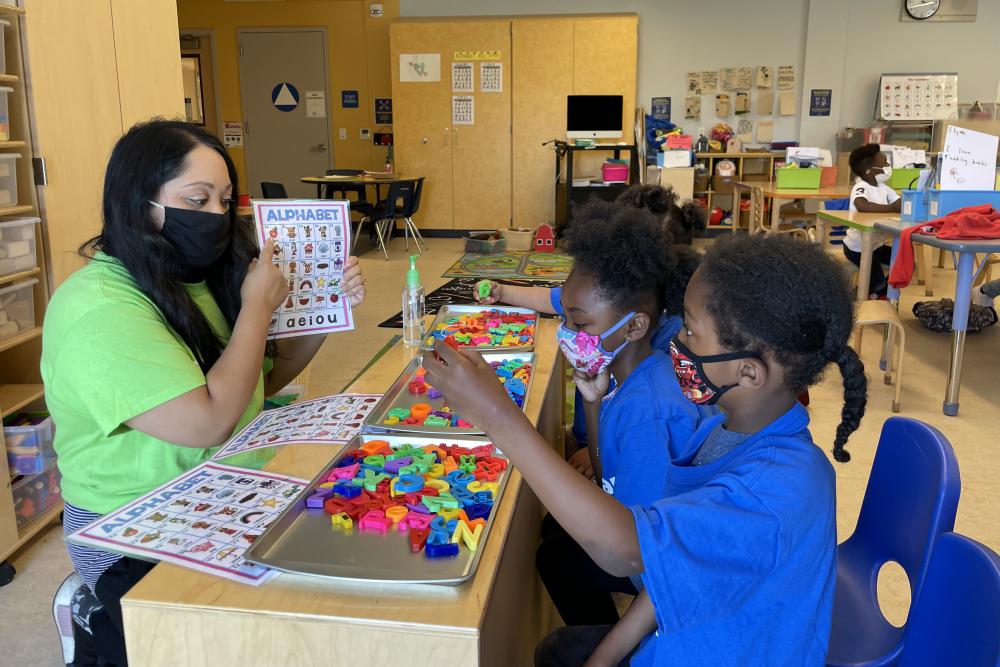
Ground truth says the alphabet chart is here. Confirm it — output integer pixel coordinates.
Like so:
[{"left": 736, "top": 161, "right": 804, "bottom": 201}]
[
  {"left": 253, "top": 200, "right": 355, "bottom": 340},
  {"left": 67, "top": 462, "right": 308, "bottom": 586},
  {"left": 211, "top": 393, "right": 384, "bottom": 461}
]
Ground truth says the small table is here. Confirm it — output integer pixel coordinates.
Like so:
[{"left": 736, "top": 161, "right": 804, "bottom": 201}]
[
  {"left": 301, "top": 173, "right": 404, "bottom": 200},
  {"left": 741, "top": 182, "right": 851, "bottom": 234},
  {"left": 875, "top": 219, "right": 1000, "bottom": 416},
  {"left": 817, "top": 210, "right": 899, "bottom": 302}
]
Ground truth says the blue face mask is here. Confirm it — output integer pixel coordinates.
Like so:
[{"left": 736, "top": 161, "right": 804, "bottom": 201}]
[{"left": 556, "top": 312, "right": 636, "bottom": 375}]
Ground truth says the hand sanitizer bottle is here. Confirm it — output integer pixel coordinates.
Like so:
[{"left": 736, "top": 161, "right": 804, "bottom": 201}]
[{"left": 402, "top": 254, "right": 425, "bottom": 346}]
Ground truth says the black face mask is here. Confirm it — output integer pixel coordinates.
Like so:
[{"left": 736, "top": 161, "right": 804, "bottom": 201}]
[{"left": 152, "top": 202, "right": 233, "bottom": 282}]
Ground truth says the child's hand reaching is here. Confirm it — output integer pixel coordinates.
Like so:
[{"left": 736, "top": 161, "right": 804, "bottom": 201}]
[
  {"left": 569, "top": 448, "right": 594, "bottom": 479},
  {"left": 573, "top": 370, "right": 611, "bottom": 404},
  {"left": 473, "top": 280, "right": 502, "bottom": 305},
  {"left": 424, "top": 341, "right": 525, "bottom": 433}
]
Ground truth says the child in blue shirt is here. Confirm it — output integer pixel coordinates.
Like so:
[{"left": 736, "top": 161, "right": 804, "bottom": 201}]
[
  {"left": 535, "top": 201, "right": 700, "bottom": 626},
  {"left": 425, "top": 233, "right": 867, "bottom": 666}
]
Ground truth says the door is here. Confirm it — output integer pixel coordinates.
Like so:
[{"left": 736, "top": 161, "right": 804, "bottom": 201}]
[
  {"left": 181, "top": 32, "right": 219, "bottom": 135},
  {"left": 450, "top": 22, "right": 511, "bottom": 230},
  {"left": 390, "top": 22, "right": 453, "bottom": 229},
  {"left": 239, "top": 30, "right": 331, "bottom": 198}
]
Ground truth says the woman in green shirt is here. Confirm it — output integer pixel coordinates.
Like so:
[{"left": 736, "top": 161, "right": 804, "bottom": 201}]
[{"left": 41, "top": 119, "right": 367, "bottom": 665}]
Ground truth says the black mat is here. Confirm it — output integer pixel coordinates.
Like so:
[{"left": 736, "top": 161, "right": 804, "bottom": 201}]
[{"left": 378, "top": 277, "right": 563, "bottom": 328}]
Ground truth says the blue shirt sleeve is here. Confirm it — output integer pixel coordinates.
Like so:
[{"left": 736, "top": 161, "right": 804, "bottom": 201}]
[
  {"left": 549, "top": 287, "right": 564, "bottom": 316},
  {"left": 610, "top": 419, "right": 673, "bottom": 507}
]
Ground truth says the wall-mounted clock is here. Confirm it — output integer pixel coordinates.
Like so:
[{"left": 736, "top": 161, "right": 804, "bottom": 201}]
[{"left": 905, "top": 0, "right": 941, "bottom": 20}]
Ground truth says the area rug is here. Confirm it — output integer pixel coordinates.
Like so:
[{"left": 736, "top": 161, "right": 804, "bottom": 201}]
[
  {"left": 378, "top": 277, "right": 563, "bottom": 328},
  {"left": 441, "top": 251, "right": 574, "bottom": 281}
]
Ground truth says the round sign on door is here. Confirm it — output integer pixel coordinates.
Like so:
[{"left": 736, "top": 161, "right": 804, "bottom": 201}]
[{"left": 271, "top": 82, "right": 300, "bottom": 112}]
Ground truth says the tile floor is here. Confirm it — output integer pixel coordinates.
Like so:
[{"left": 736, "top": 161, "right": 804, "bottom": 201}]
[{"left": 2, "top": 234, "right": 997, "bottom": 665}]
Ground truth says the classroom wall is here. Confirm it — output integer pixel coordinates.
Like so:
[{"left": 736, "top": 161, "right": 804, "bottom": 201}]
[
  {"left": 176, "top": 0, "right": 399, "bottom": 190},
  {"left": 403, "top": 0, "right": 1000, "bottom": 151},
  {"left": 399, "top": 0, "right": 809, "bottom": 142}
]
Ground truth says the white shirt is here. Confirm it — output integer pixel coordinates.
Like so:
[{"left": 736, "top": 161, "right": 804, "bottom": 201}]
[{"left": 844, "top": 179, "right": 900, "bottom": 252}]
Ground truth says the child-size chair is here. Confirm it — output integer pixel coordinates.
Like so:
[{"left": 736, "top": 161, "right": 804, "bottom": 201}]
[
  {"left": 897, "top": 532, "right": 1000, "bottom": 667},
  {"left": 748, "top": 185, "right": 809, "bottom": 238},
  {"left": 826, "top": 417, "right": 961, "bottom": 667},
  {"left": 853, "top": 300, "right": 906, "bottom": 412}
]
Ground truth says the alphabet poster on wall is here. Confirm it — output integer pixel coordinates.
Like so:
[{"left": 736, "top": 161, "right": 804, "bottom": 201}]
[
  {"left": 253, "top": 200, "right": 354, "bottom": 340},
  {"left": 480, "top": 62, "right": 503, "bottom": 93},
  {"left": 452, "top": 95, "right": 474, "bottom": 125}
]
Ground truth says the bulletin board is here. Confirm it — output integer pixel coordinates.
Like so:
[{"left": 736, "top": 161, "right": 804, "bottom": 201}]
[{"left": 878, "top": 72, "right": 958, "bottom": 121}]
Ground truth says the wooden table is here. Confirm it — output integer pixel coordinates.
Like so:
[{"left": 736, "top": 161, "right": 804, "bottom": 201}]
[
  {"left": 739, "top": 181, "right": 851, "bottom": 234},
  {"left": 301, "top": 173, "right": 404, "bottom": 200},
  {"left": 875, "top": 219, "right": 1000, "bottom": 417},
  {"left": 817, "top": 210, "right": 899, "bottom": 302},
  {"left": 121, "top": 319, "right": 565, "bottom": 666}
]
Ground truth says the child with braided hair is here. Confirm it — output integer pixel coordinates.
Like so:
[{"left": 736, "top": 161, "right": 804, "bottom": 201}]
[{"left": 425, "top": 233, "right": 866, "bottom": 666}]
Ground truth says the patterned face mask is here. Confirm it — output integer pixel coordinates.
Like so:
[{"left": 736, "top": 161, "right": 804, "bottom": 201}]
[
  {"left": 556, "top": 312, "right": 635, "bottom": 376},
  {"left": 669, "top": 337, "right": 758, "bottom": 405}
]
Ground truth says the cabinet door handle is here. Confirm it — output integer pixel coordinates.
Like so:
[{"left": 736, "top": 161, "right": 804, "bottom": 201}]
[
  {"left": 454, "top": 128, "right": 459, "bottom": 147},
  {"left": 444, "top": 128, "right": 449, "bottom": 146}
]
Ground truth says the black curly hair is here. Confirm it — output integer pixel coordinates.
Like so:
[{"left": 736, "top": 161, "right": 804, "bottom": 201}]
[
  {"left": 613, "top": 183, "right": 705, "bottom": 245},
  {"left": 564, "top": 200, "right": 677, "bottom": 318},
  {"left": 664, "top": 245, "right": 701, "bottom": 318},
  {"left": 666, "top": 202, "right": 707, "bottom": 245},
  {"left": 849, "top": 143, "right": 882, "bottom": 179},
  {"left": 699, "top": 234, "right": 866, "bottom": 463}
]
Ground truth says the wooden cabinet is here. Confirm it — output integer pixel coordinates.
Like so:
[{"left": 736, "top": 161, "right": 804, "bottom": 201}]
[
  {"left": 391, "top": 14, "right": 636, "bottom": 231},
  {"left": 390, "top": 20, "right": 511, "bottom": 231}
]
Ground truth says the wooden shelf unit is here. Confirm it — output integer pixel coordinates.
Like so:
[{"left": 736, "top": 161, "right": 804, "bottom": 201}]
[
  {"left": 0, "top": 3, "right": 60, "bottom": 577},
  {"left": 692, "top": 151, "right": 780, "bottom": 231}
]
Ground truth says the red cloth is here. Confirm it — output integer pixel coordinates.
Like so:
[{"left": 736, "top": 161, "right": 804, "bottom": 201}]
[{"left": 888, "top": 204, "right": 1000, "bottom": 289}]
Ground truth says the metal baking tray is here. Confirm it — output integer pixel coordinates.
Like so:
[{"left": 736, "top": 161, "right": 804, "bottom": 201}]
[
  {"left": 421, "top": 304, "right": 537, "bottom": 353},
  {"left": 245, "top": 433, "right": 512, "bottom": 585},
  {"left": 363, "top": 352, "right": 535, "bottom": 436}
]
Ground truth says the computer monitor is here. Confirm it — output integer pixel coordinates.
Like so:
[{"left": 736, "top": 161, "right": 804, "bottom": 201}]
[{"left": 567, "top": 95, "right": 623, "bottom": 139}]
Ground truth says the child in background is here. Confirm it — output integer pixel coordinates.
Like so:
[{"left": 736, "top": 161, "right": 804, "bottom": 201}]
[
  {"left": 614, "top": 183, "right": 707, "bottom": 245},
  {"left": 425, "top": 234, "right": 867, "bottom": 666},
  {"left": 844, "top": 144, "right": 900, "bottom": 298},
  {"left": 533, "top": 201, "right": 700, "bottom": 627}
]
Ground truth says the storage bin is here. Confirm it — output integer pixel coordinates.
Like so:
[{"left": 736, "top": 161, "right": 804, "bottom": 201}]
[
  {"left": 11, "top": 464, "right": 62, "bottom": 528},
  {"left": 712, "top": 175, "right": 735, "bottom": 194},
  {"left": 820, "top": 166, "right": 838, "bottom": 187},
  {"left": 464, "top": 232, "right": 506, "bottom": 254},
  {"left": 499, "top": 227, "right": 534, "bottom": 251},
  {"left": 5, "top": 414, "right": 55, "bottom": 476},
  {"left": 0, "top": 152, "right": 20, "bottom": 204},
  {"left": 0, "top": 90, "right": 12, "bottom": 143},
  {"left": 927, "top": 189, "right": 1000, "bottom": 218},
  {"left": 0, "top": 217, "right": 39, "bottom": 278},
  {"left": 601, "top": 163, "right": 629, "bottom": 183},
  {"left": 0, "top": 277, "right": 37, "bottom": 340},
  {"left": 887, "top": 167, "right": 922, "bottom": 191},
  {"left": 775, "top": 167, "right": 822, "bottom": 189},
  {"left": 900, "top": 190, "right": 930, "bottom": 222}
]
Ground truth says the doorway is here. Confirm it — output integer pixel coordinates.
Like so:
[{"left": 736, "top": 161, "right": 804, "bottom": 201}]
[
  {"left": 238, "top": 29, "right": 332, "bottom": 198},
  {"left": 180, "top": 32, "right": 219, "bottom": 136}
]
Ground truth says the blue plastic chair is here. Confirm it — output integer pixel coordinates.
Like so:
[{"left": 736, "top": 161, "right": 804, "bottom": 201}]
[
  {"left": 826, "top": 417, "right": 961, "bottom": 667},
  {"left": 898, "top": 533, "right": 1000, "bottom": 667}
]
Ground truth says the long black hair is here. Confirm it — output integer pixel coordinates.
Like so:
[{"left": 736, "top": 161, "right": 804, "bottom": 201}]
[
  {"left": 699, "top": 234, "right": 866, "bottom": 463},
  {"left": 81, "top": 119, "right": 271, "bottom": 373}
]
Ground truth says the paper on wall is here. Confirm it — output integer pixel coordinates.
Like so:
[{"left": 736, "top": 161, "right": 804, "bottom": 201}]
[
  {"left": 399, "top": 53, "right": 441, "bottom": 82},
  {"left": 700, "top": 70, "right": 718, "bottom": 91},
  {"left": 715, "top": 93, "right": 731, "bottom": 117},
  {"left": 210, "top": 394, "right": 384, "bottom": 461},
  {"left": 305, "top": 91, "right": 326, "bottom": 118},
  {"left": 890, "top": 147, "right": 927, "bottom": 168},
  {"left": 939, "top": 125, "right": 999, "bottom": 191},
  {"left": 67, "top": 462, "right": 309, "bottom": 586},
  {"left": 452, "top": 62, "right": 473, "bottom": 92},
  {"left": 452, "top": 95, "right": 474, "bottom": 125},
  {"left": 686, "top": 72, "right": 703, "bottom": 95},
  {"left": 684, "top": 96, "right": 701, "bottom": 120},
  {"left": 755, "top": 90, "right": 774, "bottom": 115},
  {"left": 735, "top": 92, "right": 750, "bottom": 115},
  {"left": 735, "top": 67, "right": 753, "bottom": 91},
  {"left": 777, "top": 65, "right": 795, "bottom": 90},
  {"left": 779, "top": 91, "right": 796, "bottom": 116},
  {"left": 756, "top": 119, "right": 774, "bottom": 143},
  {"left": 756, "top": 66, "right": 773, "bottom": 89},
  {"left": 480, "top": 62, "right": 503, "bottom": 92},
  {"left": 737, "top": 119, "right": 753, "bottom": 143},
  {"left": 253, "top": 200, "right": 354, "bottom": 340},
  {"left": 720, "top": 68, "right": 737, "bottom": 91}
]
